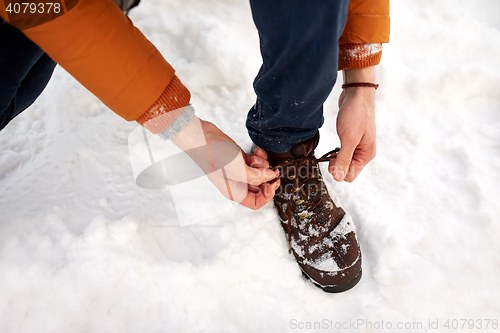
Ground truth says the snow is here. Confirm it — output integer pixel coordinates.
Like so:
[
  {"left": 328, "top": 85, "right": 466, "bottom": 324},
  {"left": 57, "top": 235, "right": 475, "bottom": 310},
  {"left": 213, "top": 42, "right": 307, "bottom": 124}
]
[
  {"left": 345, "top": 44, "right": 383, "bottom": 61},
  {"left": 1, "top": 0, "right": 500, "bottom": 332}
]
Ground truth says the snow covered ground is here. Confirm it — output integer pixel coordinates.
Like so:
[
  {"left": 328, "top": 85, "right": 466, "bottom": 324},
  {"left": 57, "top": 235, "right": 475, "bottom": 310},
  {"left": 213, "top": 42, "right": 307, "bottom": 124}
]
[{"left": 1, "top": 0, "right": 500, "bottom": 332}]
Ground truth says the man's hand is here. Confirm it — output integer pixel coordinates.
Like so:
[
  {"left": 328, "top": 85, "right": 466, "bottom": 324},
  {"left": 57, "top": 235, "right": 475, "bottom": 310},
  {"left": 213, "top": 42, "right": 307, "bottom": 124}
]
[
  {"left": 329, "top": 67, "right": 377, "bottom": 182},
  {"left": 171, "top": 115, "right": 280, "bottom": 210}
]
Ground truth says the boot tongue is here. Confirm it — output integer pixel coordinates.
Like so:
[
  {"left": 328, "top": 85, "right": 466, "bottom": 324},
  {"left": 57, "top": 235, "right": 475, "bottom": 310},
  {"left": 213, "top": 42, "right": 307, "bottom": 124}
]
[
  {"left": 267, "top": 132, "right": 320, "bottom": 166},
  {"left": 291, "top": 135, "right": 317, "bottom": 158}
]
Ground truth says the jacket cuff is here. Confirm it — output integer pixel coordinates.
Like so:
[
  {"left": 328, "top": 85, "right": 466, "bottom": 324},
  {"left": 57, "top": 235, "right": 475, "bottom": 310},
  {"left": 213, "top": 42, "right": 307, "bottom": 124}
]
[
  {"left": 338, "top": 43, "right": 383, "bottom": 71},
  {"left": 157, "top": 104, "right": 195, "bottom": 140},
  {"left": 137, "top": 75, "right": 191, "bottom": 134}
]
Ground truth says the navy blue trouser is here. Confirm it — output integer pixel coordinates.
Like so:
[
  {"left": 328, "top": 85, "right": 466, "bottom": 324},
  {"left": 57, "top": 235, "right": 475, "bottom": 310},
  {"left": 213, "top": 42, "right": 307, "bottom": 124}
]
[
  {"left": 0, "top": 19, "right": 56, "bottom": 131},
  {"left": 247, "top": 0, "right": 350, "bottom": 153}
]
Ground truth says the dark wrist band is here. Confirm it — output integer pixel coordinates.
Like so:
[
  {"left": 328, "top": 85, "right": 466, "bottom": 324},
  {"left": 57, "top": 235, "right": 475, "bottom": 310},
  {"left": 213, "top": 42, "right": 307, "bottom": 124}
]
[{"left": 341, "top": 82, "right": 379, "bottom": 90}]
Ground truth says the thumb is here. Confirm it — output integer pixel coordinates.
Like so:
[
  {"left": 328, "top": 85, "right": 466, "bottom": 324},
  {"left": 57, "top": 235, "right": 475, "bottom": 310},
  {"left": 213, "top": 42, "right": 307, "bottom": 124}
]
[
  {"left": 329, "top": 143, "right": 355, "bottom": 181},
  {"left": 245, "top": 164, "right": 279, "bottom": 186}
]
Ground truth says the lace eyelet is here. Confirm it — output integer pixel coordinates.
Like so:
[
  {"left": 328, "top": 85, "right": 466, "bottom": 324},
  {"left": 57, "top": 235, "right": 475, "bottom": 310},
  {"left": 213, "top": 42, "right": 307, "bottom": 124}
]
[{"left": 295, "top": 199, "right": 304, "bottom": 205}]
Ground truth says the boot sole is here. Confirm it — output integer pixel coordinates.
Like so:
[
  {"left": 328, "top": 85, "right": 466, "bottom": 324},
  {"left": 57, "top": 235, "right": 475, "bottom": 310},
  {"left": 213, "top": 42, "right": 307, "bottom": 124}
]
[{"left": 301, "top": 269, "right": 362, "bottom": 293}]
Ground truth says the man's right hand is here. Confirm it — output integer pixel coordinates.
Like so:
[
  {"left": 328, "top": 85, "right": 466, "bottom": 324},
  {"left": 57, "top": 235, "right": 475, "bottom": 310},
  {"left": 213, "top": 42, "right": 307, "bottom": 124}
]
[{"left": 171, "top": 115, "right": 280, "bottom": 210}]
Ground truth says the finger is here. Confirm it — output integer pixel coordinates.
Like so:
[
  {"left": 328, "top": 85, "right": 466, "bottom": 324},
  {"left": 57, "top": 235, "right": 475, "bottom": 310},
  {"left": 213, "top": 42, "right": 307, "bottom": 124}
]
[
  {"left": 254, "top": 147, "right": 268, "bottom": 160},
  {"left": 344, "top": 159, "right": 364, "bottom": 182},
  {"left": 329, "top": 141, "right": 357, "bottom": 181},
  {"left": 245, "top": 165, "right": 279, "bottom": 186},
  {"left": 221, "top": 151, "right": 273, "bottom": 185},
  {"left": 208, "top": 168, "right": 279, "bottom": 209},
  {"left": 245, "top": 147, "right": 269, "bottom": 168},
  {"left": 248, "top": 154, "right": 270, "bottom": 169},
  {"left": 239, "top": 179, "right": 280, "bottom": 210},
  {"left": 248, "top": 184, "right": 261, "bottom": 193}
]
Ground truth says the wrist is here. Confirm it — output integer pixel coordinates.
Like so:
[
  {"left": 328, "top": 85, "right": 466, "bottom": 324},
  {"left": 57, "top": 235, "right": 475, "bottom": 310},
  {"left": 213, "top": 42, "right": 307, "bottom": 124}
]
[
  {"left": 170, "top": 115, "right": 207, "bottom": 151},
  {"left": 342, "top": 66, "right": 376, "bottom": 84},
  {"left": 338, "top": 68, "right": 377, "bottom": 108}
]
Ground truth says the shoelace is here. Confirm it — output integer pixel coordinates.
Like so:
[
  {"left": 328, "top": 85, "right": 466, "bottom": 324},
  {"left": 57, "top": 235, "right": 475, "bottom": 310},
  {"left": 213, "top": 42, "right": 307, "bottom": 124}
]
[{"left": 271, "top": 148, "right": 340, "bottom": 252}]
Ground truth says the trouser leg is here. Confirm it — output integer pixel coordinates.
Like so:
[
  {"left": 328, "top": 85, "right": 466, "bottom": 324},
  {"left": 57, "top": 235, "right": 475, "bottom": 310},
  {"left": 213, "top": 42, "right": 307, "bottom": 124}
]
[
  {"left": 246, "top": 0, "right": 349, "bottom": 153},
  {"left": 0, "top": 20, "right": 56, "bottom": 131}
]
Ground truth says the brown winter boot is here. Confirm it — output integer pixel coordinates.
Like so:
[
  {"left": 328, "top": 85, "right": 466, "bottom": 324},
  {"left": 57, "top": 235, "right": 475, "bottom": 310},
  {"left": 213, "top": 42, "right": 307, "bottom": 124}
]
[{"left": 266, "top": 132, "right": 362, "bottom": 293}]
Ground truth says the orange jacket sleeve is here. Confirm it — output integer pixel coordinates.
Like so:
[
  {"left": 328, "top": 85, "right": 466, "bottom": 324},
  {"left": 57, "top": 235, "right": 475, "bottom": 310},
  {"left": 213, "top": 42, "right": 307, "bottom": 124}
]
[
  {"left": 338, "top": 0, "right": 390, "bottom": 70},
  {"left": 0, "top": 0, "right": 190, "bottom": 122}
]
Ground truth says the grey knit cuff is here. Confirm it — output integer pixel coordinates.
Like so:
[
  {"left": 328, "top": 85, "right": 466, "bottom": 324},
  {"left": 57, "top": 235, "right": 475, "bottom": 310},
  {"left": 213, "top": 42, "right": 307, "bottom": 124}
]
[{"left": 157, "top": 104, "right": 196, "bottom": 140}]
